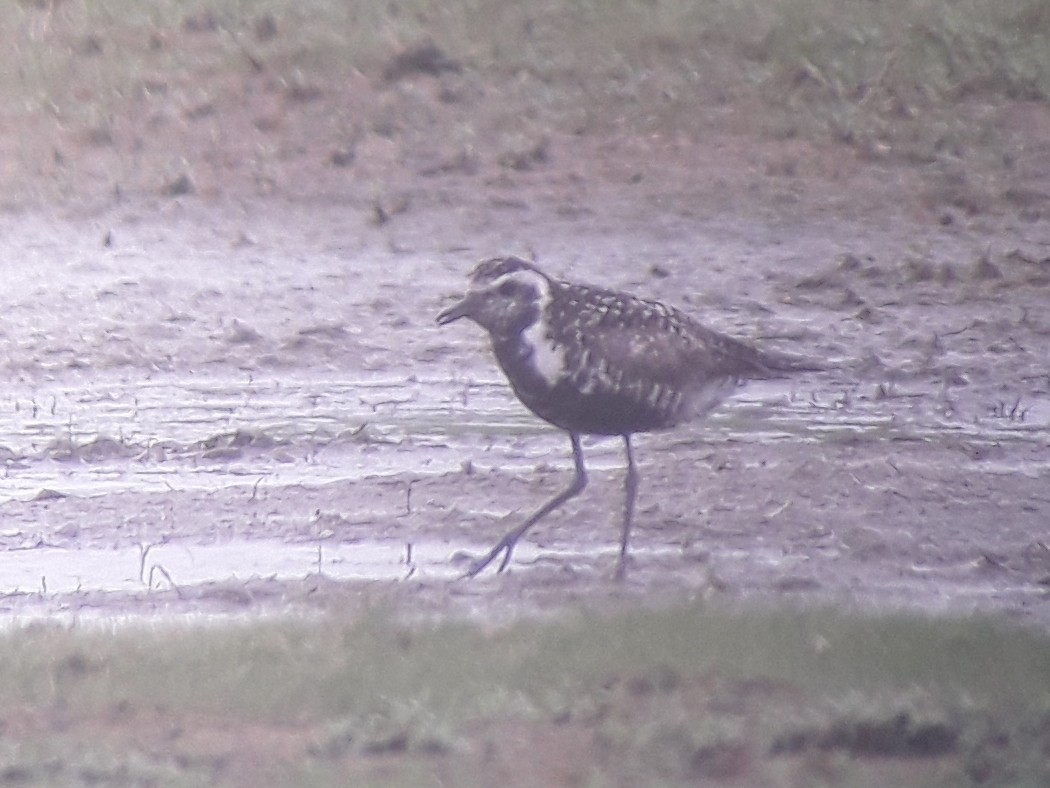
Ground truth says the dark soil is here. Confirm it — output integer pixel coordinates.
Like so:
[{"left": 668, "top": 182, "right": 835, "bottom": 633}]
[
  {"left": 2, "top": 11, "right": 1049, "bottom": 629},
  {"left": 1, "top": 8, "right": 1049, "bottom": 786}
]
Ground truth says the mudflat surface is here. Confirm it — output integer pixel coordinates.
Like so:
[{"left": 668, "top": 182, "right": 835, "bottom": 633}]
[
  {"left": 1, "top": 184, "right": 1048, "bottom": 628},
  {"left": 2, "top": 8, "right": 1050, "bottom": 628},
  {"left": 3, "top": 10, "right": 1050, "bottom": 787}
]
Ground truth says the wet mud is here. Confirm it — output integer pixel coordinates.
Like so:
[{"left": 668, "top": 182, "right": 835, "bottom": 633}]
[{"left": 0, "top": 193, "right": 1048, "bottom": 627}]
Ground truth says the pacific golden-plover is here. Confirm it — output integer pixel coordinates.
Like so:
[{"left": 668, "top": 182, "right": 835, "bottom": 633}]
[{"left": 438, "top": 256, "right": 817, "bottom": 579}]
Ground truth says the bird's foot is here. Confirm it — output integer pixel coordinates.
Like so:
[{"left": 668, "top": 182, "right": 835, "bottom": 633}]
[{"left": 460, "top": 541, "right": 515, "bottom": 579}]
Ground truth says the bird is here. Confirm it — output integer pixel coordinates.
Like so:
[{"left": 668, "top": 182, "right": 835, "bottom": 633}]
[{"left": 437, "top": 255, "right": 818, "bottom": 580}]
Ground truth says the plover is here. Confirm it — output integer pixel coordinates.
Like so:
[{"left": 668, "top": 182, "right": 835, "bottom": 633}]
[{"left": 437, "top": 256, "right": 817, "bottom": 579}]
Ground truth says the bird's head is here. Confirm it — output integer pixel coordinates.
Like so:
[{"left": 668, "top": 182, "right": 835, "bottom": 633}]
[{"left": 437, "top": 256, "right": 552, "bottom": 338}]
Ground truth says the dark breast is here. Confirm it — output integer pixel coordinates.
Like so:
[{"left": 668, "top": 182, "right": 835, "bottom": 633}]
[
  {"left": 493, "top": 342, "right": 687, "bottom": 435},
  {"left": 498, "top": 357, "right": 685, "bottom": 434},
  {"left": 490, "top": 284, "right": 750, "bottom": 436}
]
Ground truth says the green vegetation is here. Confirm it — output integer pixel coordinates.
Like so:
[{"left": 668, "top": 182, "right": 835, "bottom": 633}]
[
  {"left": 2, "top": 5, "right": 1048, "bottom": 784},
  {"left": 1, "top": 604, "right": 1047, "bottom": 786}
]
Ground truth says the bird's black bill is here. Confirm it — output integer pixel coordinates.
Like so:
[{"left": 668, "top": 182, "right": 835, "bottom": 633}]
[{"left": 436, "top": 295, "right": 472, "bottom": 325}]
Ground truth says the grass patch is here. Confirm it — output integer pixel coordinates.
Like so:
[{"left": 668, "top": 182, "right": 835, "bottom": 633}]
[
  {"left": 2, "top": 604, "right": 1048, "bottom": 786},
  {"left": 3, "top": 0, "right": 1048, "bottom": 203}
]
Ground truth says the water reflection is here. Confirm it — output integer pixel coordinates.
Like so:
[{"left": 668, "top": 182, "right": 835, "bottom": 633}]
[{"left": 1, "top": 371, "right": 1046, "bottom": 502}]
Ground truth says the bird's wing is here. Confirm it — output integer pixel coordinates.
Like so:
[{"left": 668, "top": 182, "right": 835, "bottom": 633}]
[{"left": 559, "top": 295, "right": 770, "bottom": 385}]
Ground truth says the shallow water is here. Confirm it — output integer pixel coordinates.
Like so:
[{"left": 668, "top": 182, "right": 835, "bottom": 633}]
[
  {"left": 1, "top": 364, "right": 1046, "bottom": 622},
  {"left": 1, "top": 537, "right": 459, "bottom": 597},
  {"left": 3, "top": 370, "right": 1045, "bottom": 502},
  {"left": 1, "top": 202, "right": 1048, "bottom": 626}
]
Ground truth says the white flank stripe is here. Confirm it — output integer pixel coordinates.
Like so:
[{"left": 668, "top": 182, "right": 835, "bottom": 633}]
[
  {"left": 519, "top": 279, "right": 566, "bottom": 386},
  {"left": 522, "top": 316, "right": 566, "bottom": 386}
]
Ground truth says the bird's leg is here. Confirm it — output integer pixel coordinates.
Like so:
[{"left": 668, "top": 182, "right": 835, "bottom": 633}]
[
  {"left": 464, "top": 432, "right": 587, "bottom": 578},
  {"left": 614, "top": 433, "right": 638, "bottom": 582}
]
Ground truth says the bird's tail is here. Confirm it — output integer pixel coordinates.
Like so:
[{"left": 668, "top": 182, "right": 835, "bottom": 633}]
[{"left": 752, "top": 348, "right": 826, "bottom": 378}]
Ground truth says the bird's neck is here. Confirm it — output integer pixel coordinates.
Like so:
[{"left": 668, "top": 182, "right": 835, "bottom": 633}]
[{"left": 491, "top": 309, "right": 568, "bottom": 396}]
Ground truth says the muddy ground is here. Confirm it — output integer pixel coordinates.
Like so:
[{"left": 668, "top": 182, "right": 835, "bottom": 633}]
[
  {"left": 2, "top": 188, "right": 1048, "bottom": 630},
  {"left": 1, "top": 18, "right": 1050, "bottom": 632}
]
